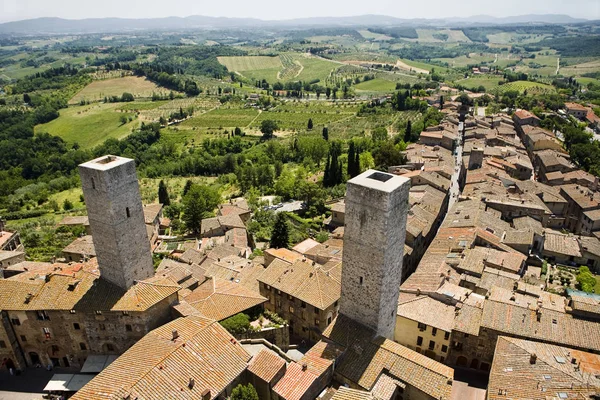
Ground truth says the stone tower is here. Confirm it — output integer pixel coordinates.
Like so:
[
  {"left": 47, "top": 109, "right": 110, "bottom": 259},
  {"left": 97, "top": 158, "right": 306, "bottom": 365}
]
[
  {"left": 79, "top": 155, "right": 154, "bottom": 290},
  {"left": 468, "top": 147, "right": 484, "bottom": 170},
  {"left": 339, "top": 169, "right": 410, "bottom": 339}
]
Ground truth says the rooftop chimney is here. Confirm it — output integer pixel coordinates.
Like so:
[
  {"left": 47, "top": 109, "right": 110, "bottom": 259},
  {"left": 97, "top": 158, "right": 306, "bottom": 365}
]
[
  {"left": 530, "top": 353, "right": 537, "bottom": 364},
  {"left": 172, "top": 330, "right": 179, "bottom": 341}
]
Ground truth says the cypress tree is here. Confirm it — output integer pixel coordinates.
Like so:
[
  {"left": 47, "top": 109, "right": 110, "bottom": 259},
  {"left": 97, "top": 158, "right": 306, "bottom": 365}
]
[
  {"left": 271, "top": 213, "right": 289, "bottom": 249},
  {"left": 322, "top": 127, "right": 329, "bottom": 141},
  {"left": 158, "top": 180, "right": 170, "bottom": 206},
  {"left": 347, "top": 141, "right": 355, "bottom": 177},
  {"left": 307, "top": 118, "right": 313, "bottom": 130},
  {"left": 404, "top": 120, "right": 412, "bottom": 143}
]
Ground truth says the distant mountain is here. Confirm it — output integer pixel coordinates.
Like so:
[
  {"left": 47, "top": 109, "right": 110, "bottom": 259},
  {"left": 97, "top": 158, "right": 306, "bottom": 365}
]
[
  {"left": 445, "top": 14, "right": 588, "bottom": 25},
  {"left": 0, "top": 14, "right": 590, "bottom": 35}
]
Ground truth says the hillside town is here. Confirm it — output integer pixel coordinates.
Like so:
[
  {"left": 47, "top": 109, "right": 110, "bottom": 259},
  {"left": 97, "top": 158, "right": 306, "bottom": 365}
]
[{"left": 0, "top": 94, "right": 599, "bottom": 400}]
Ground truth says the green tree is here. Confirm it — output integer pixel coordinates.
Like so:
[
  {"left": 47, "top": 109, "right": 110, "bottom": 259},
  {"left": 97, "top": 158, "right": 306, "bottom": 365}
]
[
  {"left": 372, "top": 126, "right": 388, "bottom": 142},
  {"left": 121, "top": 92, "right": 134, "bottom": 102},
  {"left": 322, "top": 126, "right": 329, "bottom": 141},
  {"left": 260, "top": 119, "right": 279, "bottom": 139},
  {"left": 231, "top": 384, "right": 259, "bottom": 400},
  {"left": 63, "top": 198, "right": 73, "bottom": 211},
  {"left": 270, "top": 212, "right": 289, "bottom": 249},
  {"left": 119, "top": 115, "right": 128, "bottom": 125},
  {"left": 183, "top": 185, "right": 220, "bottom": 234},
  {"left": 576, "top": 266, "right": 596, "bottom": 293},
  {"left": 404, "top": 120, "right": 412, "bottom": 143},
  {"left": 347, "top": 141, "right": 360, "bottom": 178},
  {"left": 220, "top": 313, "right": 250, "bottom": 334},
  {"left": 182, "top": 179, "right": 193, "bottom": 197},
  {"left": 307, "top": 118, "right": 313, "bottom": 130},
  {"left": 373, "top": 141, "right": 404, "bottom": 171},
  {"left": 158, "top": 180, "right": 170, "bottom": 206}
]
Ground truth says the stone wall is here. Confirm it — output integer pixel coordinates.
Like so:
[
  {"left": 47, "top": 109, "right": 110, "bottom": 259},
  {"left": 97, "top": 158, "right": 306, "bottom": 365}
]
[
  {"left": 261, "top": 282, "right": 338, "bottom": 344},
  {"left": 5, "top": 293, "right": 176, "bottom": 368},
  {"left": 236, "top": 325, "right": 290, "bottom": 351}
]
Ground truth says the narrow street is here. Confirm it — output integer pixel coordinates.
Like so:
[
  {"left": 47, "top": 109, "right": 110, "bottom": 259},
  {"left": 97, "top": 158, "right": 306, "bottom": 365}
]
[{"left": 448, "top": 121, "right": 464, "bottom": 210}]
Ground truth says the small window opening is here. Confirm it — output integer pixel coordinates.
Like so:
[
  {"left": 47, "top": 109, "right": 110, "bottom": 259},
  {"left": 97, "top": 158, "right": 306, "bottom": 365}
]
[{"left": 126, "top": 207, "right": 130, "bottom": 218}]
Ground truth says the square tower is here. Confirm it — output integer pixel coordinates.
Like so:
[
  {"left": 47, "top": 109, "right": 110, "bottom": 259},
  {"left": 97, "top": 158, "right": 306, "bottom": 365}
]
[
  {"left": 339, "top": 169, "right": 410, "bottom": 339},
  {"left": 79, "top": 155, "right": 154, "bottom": 290}
]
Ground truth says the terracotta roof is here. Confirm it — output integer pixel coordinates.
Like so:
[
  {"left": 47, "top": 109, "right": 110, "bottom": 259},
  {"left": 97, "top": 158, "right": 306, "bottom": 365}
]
[
  {"left": 323, "top": 315, "right": 453, "bottom": 399},
  {"left": 178, "top": 249, "right": 206, "bottom": 265},
  {"left": 0, "top": 250, "right": 24, "bottom": 262},
  {"left": 273, "top": 340, "right": 341, "bottom": 400},
  {"left": 0, "top": 260, "right": 180, "bottom": 312},
  {"left": 543, "top": 230, "right": 582, "bottom": 258},
  {"left": 264, "top": 248, "right": 304, "bottom": 264},
  {"left": 569, "top": 294, "right": 600, "bottom": 316},
  {"left": 513, "top": 109, "right": 539, "bottom": 121},
  {"left": 565, "top": 102, "right": 587, "bottom": 112},
  {"left": 560, "top": 184, "right": 600, "bottom": 210},
  {"left": 331, "top": 387, "right": 374, "bottom": 400},
  {"left": 292, "top": 238, "right": 321, "bottom": 254},
  {"left": 258, "top": 259, "right": 341, "bottom": 310},
  {"left": 58, "top": 216, "right": 89, "bottom": 226},
  {"left": 218, "top": 204, "right": 251, "bottom": 217},
  {"left": 180, "top": 276, "right": 266, "bottom": 321},
  {"left": 247, "top": 348, "right": 286, "bottom": 383},
  {"left": 370, "top": 374, "right": 405, "bottom": 400},
  {"left": 330, "top": 201, "right": 345, "bottom": 214},
  {"left": 62, "top": 235, "right": 96, "bottom": 256},
  {"left": 481, "top": 297, "right": 600, "bottom": 353},
  {"left": 488, "top": 336, "right": 600, "bottom": 400},
  {"left": 396, "top": 296, "right": 456, "bottom": 332},
  {"left": 143, "top": 203, "right": 163, "bottom": 224},
  {"left": 72, "top": 316, "right": 251, "bottom": 400}
]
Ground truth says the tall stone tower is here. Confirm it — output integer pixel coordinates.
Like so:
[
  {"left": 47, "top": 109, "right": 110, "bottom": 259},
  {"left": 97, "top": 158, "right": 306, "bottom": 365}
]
[
  {"left": 340, "top": 169, "right": 410, "bottom": 339},
  {"left": 79, "top": 155, "right": 154, "bottom": 290}
]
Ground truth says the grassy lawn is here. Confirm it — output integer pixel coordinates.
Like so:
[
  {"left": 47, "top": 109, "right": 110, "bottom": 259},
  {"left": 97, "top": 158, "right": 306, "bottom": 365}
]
[
  {"left": 70, "top": 76, "right": 168, "bottom": 104},
  {"left": 50, "top": 188, "right": 84, "bottom": 209},
  {"left": 35, "top": 103, "right": 139, "bottom": 148}
]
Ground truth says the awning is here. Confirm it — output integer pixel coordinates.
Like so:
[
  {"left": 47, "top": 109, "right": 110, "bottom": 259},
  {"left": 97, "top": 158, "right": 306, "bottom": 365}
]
[
  {"left": 80, "top": 354, "right": 118, "bottom": 373},
  {"left": 44, "top": 374, "right": 94, "bottom": 392}
]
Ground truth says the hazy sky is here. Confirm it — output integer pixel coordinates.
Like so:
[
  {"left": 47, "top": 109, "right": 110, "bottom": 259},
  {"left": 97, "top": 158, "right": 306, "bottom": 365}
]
[{"left": 1, "top": 0, "right": 599, "bottom": 22}]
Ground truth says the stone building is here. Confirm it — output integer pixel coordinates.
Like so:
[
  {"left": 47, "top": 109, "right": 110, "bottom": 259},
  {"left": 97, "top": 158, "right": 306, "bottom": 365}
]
[
  {"left": 258, "top": 259, "right": 341, "bottom": 343},
  {"left": 0, "top": 260, "right": 179, "bottom": 370},
  {"left": 339, "top": 169, "right": 410, "bottom": 340},
  {"left": 79, "top": 155, "right": 154, "bottom": 290}
]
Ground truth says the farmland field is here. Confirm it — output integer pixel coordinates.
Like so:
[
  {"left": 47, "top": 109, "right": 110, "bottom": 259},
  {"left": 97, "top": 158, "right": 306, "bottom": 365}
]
[
  {"left": 358, "top": 30, "right": 393, "bottom": 41},
  {"left": 250, "top": 102, "right": 359, "bottom": 132},
  {"left": 494, "top": 80, "right": 555, "bottom": 94},
  {"left": 35, "top": 103, "right": 139, "bottom": 148},
  {"left": 354, "top": 78, "right": 397, "bottom": 92},
  {"left": 412, "top": 29, "right": 471, "bottom": 43},
  {"left": 179, "top": 107, "right": 260, "bottom": 129},
  {"left": 217, "top": 53, "right": 339, "bottom": 84},
  {"left": 455, "top": 75, "right": 504, "bottom": 91},
  {"left": 217, "top": 56, "right": 282, "bottom": 72},
  {"left": 70, "top": 76, "right": 167, "bottom": 104},
  {"left": 139, "top": 98, "right": 220, "bottom": 122}
]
